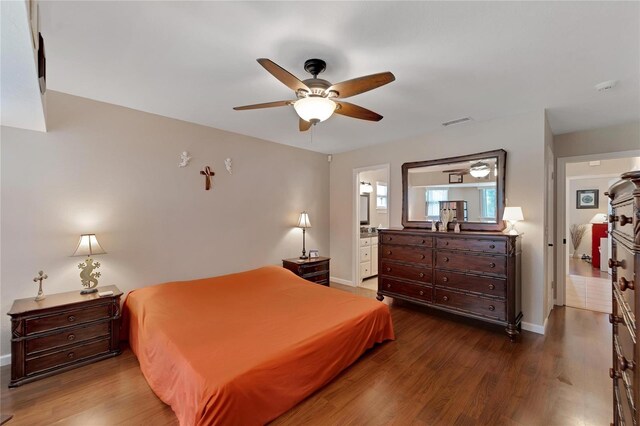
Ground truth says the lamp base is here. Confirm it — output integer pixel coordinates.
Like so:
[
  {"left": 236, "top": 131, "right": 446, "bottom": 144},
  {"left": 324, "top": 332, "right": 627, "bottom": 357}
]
[
  {"left": 80, "top": 288, "right": 99, "bottom": 295},
  {"left": 299, "top": 255, "right": 309, "bottom": 260}
]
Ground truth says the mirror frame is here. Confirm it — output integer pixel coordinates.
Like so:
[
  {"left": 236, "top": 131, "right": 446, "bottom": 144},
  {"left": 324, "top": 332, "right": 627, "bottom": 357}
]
[{"left": 401, "top": 149, "right": 507, "bottom": 231}]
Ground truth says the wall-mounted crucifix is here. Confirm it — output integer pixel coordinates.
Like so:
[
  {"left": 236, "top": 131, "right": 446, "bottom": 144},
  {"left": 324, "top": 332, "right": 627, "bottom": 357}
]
[{"left": 200, "top": 166, "right": 215, "bottom": 190}]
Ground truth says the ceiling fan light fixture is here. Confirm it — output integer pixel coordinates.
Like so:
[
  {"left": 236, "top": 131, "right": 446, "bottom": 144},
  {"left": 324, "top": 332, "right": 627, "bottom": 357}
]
[
  {"left": 293, "top": 96, "right": 336, "bottom": 123},
  {"left": 470, "top": 161, "right": 491, "bottom": 178}
]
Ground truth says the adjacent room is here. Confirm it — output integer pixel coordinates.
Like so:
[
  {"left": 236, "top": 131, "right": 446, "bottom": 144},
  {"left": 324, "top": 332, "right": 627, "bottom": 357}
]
[{"left": 1, "top": 1, "right": 639, "bottom": 425}]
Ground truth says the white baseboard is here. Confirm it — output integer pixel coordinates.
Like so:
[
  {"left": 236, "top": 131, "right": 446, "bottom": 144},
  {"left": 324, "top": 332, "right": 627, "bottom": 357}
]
[
  {"left": 330, "top": 276, "right": 354, "bottom": 286},
  {"left": 522, "top": 321, "right": 545, "bottom": 335},
  {"left": 0, "top": 353, "right": 11, "bottom": 367}
]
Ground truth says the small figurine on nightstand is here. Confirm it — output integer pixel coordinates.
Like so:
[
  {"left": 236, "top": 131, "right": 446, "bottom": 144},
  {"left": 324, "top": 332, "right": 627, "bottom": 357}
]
[{"left": 32, "top": 270, "right": 48, "bottom": 301}]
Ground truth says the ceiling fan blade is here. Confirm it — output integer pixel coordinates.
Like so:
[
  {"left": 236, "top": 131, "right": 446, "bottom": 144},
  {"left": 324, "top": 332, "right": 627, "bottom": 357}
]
[
  {"left": 442, "top": 168, "right": 469, "bottom": 174},
  {"left": 233, "top": 100, "right": 292, "bottom": 110},
  {"left": 334, "top": 101, "right": 383, "bottom": 121},
  {"left": 299, "top": 118, "right": 312, "bottom": 132},
  {"left": 327, "top": 72, "right": 395, "bottom": 99},
  {"left": 257, "top": 58, "right": 310, "bottom": 93}
]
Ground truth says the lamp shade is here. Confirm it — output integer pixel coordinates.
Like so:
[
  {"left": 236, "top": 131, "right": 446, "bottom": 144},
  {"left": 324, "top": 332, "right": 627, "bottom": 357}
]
[
  {"left": 589, "top": 213, "right": 608, "bottom": 223},
  {"left": 72, "top": 234, "right": 106, "bottom": 257},
  {"left": 297, "top": 212, "right": 311, "bottom": 228},
  {"left": 293, "top": 97, "right": 336, "bottom": 123},
  {"left": 502, "top": 207, "right": 524, "bottom": 222},
  {"left": 470, "top": 161, "right": 491, "bottom": 178}
]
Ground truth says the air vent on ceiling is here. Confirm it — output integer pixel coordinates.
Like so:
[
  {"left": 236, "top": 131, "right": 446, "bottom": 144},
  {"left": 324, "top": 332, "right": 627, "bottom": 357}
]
[{"left": 442, "top": 117, "right": 472, "bottom": 127}]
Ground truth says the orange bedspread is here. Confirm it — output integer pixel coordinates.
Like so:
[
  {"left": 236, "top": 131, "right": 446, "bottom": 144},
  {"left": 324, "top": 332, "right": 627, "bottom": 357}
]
[{"left": 123, "top": 266, "right": 394, "bottom": 425}]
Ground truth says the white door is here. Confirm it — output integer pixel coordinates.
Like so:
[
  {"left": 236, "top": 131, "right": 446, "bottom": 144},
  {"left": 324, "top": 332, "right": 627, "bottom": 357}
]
[{"left": 545, "top": 144, "right": 555, "bottom": 314}]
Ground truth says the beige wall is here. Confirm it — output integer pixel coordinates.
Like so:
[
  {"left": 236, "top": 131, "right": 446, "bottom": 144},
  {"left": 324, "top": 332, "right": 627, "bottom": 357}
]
[
  {"left": 0, "top": 92, "right": 330, "bottom": 358},
  {"left": 330, "top": 110, "right": 547, "bottom": 328},
  {"left": 554, "top": 121, "right": 640, "bottom": 158}
]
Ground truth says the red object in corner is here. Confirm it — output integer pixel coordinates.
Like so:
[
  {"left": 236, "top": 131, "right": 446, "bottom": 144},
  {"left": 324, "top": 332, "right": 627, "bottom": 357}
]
[{"left": 592, "top": 223, "right": 608, "bottom": 269}]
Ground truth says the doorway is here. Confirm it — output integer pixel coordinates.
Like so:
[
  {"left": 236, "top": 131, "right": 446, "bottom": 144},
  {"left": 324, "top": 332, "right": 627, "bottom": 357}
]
[
  {"left": 556, "top": 153, "right": 640, "bottom": 312},
  {"left": 353, "top": 164, "right": 390, "bottom": 290}
]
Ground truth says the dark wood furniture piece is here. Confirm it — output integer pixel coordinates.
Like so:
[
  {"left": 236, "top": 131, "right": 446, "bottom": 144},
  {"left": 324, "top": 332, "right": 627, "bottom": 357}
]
[
  {"left": 282, "top": 257, "right": 330, "bottom": 286},
  {"left": 377, "top": 229, "right": 521, "bottom": 340},
  {"left": 608, "top": 171, "right": 639, "bottom": 425},
  {"left": 7, "top": 285, "right": 122, "bottom": 387}
]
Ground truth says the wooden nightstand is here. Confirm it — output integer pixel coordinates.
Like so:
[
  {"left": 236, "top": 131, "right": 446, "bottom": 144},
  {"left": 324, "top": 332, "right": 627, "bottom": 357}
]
[
  {"left": 7, "top": 285, "right": 123, "bottom": 387},
  {"left": 282, "top": 257, "right": 331, "bottom": 286}
]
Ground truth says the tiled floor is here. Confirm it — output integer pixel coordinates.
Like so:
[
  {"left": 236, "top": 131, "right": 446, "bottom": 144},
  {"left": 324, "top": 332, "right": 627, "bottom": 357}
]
[
  {"left": 360, "top": 276, "right": 377, "bottom": 291},
  {"left": 566, "top": 259, "right": 612, "bottom": 313}
]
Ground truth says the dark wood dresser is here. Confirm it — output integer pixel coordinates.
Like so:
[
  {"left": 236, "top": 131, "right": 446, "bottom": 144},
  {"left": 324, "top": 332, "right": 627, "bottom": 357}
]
[
  {"left": 7, "top": 285, "right": 122, "bottom": 387},
  {"left": 377, "top": 229, "right": 521, "bottom": 340},
  {"left": 608, "top": 171, "right": 639, "bottom": 425},
  {"left": 282, "top": 257, "right": 330, "bottom": 286}
]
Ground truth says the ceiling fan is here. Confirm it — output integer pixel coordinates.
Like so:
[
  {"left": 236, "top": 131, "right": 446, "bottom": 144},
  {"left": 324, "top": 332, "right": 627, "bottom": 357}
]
[{"left": 233, "top": 58, "right": 395, "bottom": 131}]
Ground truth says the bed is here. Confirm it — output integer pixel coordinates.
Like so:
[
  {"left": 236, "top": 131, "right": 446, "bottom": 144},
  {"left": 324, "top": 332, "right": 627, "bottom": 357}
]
[{"left": 122, "top": 265, "right": 394, "bottom": 425}]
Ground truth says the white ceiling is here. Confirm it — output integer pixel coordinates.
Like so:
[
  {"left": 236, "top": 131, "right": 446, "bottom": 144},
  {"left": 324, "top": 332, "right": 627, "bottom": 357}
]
[{"left": 37, "top": 1, "right": 639, "bottom": 154}]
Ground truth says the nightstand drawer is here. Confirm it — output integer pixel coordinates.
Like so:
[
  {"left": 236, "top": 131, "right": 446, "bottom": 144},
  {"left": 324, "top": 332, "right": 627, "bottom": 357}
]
[
  {"left": 25, "top": 304, "right": 111, "bottom": 335},
  {"left": 300, "top": 260, "right": 329, "bottom": 275},
  {"left": 25, "top": 338, "right": 111, "bottom": 376},
  {"left": 26, "top": 321, "right": 111, "bottom": 355}
]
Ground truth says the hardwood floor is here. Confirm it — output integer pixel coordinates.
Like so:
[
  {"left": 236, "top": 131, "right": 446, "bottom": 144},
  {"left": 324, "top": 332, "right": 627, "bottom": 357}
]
[{"left": 1, "top": 284, "right": 611, "bottom": 425}]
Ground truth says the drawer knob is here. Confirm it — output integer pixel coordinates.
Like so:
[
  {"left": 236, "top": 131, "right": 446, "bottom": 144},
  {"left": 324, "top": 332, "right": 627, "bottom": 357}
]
[
  {"left": 419, "top": 272, "right": 425, "bottom": 278},
  {"left": 387, "top": 283, "right": 391, "bottom": 288},
  {"left": 442, "top": 295, "right": 449, "bottom": 302},
  {"left": 489, "top": 262, "right": 496, "bottom": 268},
  {"left": 620, "top": 277, "right": 635, "bottom": 291},
  {"left": 609, "top": 368, "right": 618, "bottom": 379},
  {"left": 67, "top": 334, "right": 76, "bottom": 341},
  {"left": 419, "top": 290, "right": 424, "bottom": 296},
  {"left": 67, "top": 352, "right": 75, "bottom": 359},
  {"left": 609, "top": 214, "right": 618, "bottom": 223},
  {"left": 620, "top": 215, "right": 632, "bottom": 226},
  {"left": 442, "top": 276, "right": 449, "bottom": 283},
  {"left": 421, "top": 239, "right": 426, "bottom": 244},
  {"left": 388, "top": 237, "right": 392, "bottom": 241},
  {"left": 609, "top": 314, "right": 624, "bottom": 324},
  {"left": 387, "top": 251, "right": 392, "bottom": 255},
  {"left": 67, "top": 315, "right": 76, "bottom": 322},
  {"left": 444, "top": 241, "right": 449, "bottom": 246},
  {"left": 420, "top": 254, "right": 425, "bottom": 260},
  {"left": 443, "top": 257, "right": 449, "bottom": 262},
  {"left": 619, "top": 357, "right": 635, "bottom": 371},
  {"left": 609, "top": 258, "right": 622, "bottom": 269},
  {"left": 488, "top": 284, "right": 495, "bottom": 290},
  {"left": 489, "top": 244, "right": 496, "bottom": 249},
  {"left": 386, "top": 267, "right": 391, "bottom": 272},
  {"left": 488, "top": 305, "right": 495, "bottom": 311}
]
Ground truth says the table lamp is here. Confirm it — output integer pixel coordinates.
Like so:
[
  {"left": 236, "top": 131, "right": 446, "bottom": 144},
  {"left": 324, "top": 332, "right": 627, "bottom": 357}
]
[
  {"left": 72, "top": 234, "right": 107, "bottom": 294},
  {"left": 297, "top": 212, "right": 311, "bottom": 259},
  {"left": 503, "top": 207, "right": 524, "bottom": 235},
  {"left": 589, "top": 213, "right": 608, "bottom": 223}
]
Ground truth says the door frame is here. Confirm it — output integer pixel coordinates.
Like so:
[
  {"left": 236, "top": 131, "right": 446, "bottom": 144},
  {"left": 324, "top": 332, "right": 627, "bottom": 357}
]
[
  {"left": 353, "top": 163, "right": 390, "bottom": 286},
  {"left": 555, "top": 150, "right": 640, "bottom": 306}
]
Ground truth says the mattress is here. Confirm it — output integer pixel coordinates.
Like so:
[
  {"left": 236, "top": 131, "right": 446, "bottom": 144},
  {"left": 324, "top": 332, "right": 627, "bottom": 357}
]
[{"left": 122, "top": 265, "right": 394, "bottom": 425}]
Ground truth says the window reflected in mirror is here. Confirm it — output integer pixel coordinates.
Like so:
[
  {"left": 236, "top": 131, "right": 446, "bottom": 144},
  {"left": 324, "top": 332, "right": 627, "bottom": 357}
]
[{"left": 407, "top": 157, "right": 499, "bottom": 223}]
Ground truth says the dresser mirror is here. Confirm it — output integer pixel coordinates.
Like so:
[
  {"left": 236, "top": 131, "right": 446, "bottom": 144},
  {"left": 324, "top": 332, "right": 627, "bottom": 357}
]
[
  {"left": 402, "top": 149, "right": 506, "bottom": 231},
  {"left": 359, "top": 194, "right": 370, "bottom": 225}
]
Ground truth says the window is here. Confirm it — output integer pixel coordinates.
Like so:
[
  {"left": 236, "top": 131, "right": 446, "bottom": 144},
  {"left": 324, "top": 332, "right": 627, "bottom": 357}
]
[
  {"left": 376, "top": 182, "right": 388, "bottom": 210},
  {"left": 479, "top": 188, "right": 497, "bottom": 219},
  {"left": 426, "top": 189, "right": 448, "bottom": 219}
]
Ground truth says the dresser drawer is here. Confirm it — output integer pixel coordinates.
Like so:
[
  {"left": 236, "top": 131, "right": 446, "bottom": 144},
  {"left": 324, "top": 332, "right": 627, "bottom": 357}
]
[
  {"left": 300, "top": 260, "right": 329, "bottom": 275},
  {"left": 380, "top": 245, "right": 432, "bottom": 266},
  {"left": 615, "top": 375, "right": 636, "bottom": 425},
  {"left": 25, "top": 304, "right": 112, "bottom": 335},
  {"left": 26, "top": 321, "right": 110, "bottom": 355},
  {"left": 380, "top": 233, "right": 432, "bottom": 247},
  {"left": 436, "top": 251, "right": 506, "bottom": 276},
  {"left": 25, "top": 338, "right": 111, "bottom": 376},
  {"left": 435, "top": 289, "right": 506, "bottom": 320},
  {"left": 436, "top": 238, "right": 507, "bottom": 254},
  {"left": 360, "top": 263, "right": 371, "bottom": 279},
  {"left": 435, "top": 270, "right": 507, "bottom": 298},
  {"left": 380, "top": 278, "right": 432, "bottom": 302},
  {"left": 380, "top": 261, "right": 431, "bottom": 284},
  {"left": 360, "top": 246, "right": 372, "bottom": 262},
  {"left": 613, "top": 244, "right": 636, "bottom": 288},
  {"left": 612, "top": 200, "right": 635, "bottom": 242},
  {"left": 360, "top": 238, "right": 371, "bottom": 247},
  {"left": 305, "top": 272, "right": 329, "bottom": 285}
]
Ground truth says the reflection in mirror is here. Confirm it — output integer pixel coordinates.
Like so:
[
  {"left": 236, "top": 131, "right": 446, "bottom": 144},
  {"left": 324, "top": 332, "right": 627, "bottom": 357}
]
[
  {"left": 407, "top": 157, "right": 499, "bottom": 223},
  {"left": 359, "top": 194, "right": 370, "bottom": 225}
]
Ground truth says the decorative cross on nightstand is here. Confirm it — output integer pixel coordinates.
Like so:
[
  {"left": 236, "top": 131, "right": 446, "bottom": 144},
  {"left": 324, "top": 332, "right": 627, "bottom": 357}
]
[{"left": 32, "top": 270, "right": 48, "bottom": 301}]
